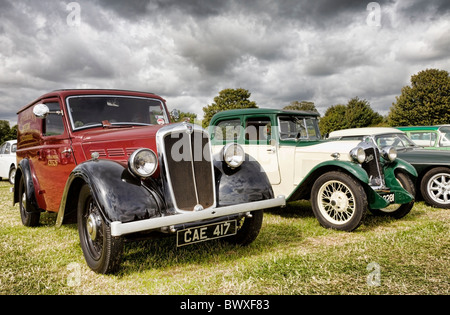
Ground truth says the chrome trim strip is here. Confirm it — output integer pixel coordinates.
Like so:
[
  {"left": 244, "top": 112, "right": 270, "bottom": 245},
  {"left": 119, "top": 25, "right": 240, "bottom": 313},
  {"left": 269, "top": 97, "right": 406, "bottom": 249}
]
[{"left": 110, "top": 196, "right": 286, "bottom": 236}]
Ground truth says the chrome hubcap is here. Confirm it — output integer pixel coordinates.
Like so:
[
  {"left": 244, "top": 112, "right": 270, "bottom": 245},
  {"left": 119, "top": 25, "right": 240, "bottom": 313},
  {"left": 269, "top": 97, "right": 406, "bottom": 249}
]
[
  {"left": 86, "top": 213, "right": 101, "bottom": 241},
  {"left": 428, "top": 173, "right": 450, "bottom": 204}
]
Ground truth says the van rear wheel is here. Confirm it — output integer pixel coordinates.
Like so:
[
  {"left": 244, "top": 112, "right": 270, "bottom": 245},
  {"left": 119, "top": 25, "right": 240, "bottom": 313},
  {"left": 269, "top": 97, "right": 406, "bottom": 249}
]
[{"left": 18, "top": 176, "right": 40, "bottom": 227}]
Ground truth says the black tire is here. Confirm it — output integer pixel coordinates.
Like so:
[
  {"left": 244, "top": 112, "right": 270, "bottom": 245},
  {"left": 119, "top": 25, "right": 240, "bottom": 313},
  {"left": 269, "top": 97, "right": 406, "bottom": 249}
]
[
  {"left": 77, "top": 184, "right": 124, "bottom": 274},
  {"left": 18, "top": 176, "right": 40, "bottom": 227},
  {"left": 224, "top": 210, "right": 263, "bottom": 246},
  {"left": 370, "top": 172, "right": 415, "bottom": 218},
  {"left": 311, "top": 171, "right": 367, "bottom": 232},
  {"left": 420, "top": 167, "right": 450, "bottom": 209}
]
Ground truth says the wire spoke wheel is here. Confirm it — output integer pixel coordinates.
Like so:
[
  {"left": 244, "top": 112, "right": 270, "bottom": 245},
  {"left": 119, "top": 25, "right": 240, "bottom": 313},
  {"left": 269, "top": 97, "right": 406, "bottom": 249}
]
[
  {"left": 311, "top": 171, "right": 367, "bottom": 232},
  {"left": 318, "top": 180, "right": 356, "bottom": 225}
]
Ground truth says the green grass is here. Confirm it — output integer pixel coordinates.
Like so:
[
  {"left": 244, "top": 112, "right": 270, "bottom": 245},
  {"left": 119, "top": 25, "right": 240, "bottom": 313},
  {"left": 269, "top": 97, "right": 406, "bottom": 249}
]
[{"left": 0, "top": 181, "right": 448, "bottom": 295}]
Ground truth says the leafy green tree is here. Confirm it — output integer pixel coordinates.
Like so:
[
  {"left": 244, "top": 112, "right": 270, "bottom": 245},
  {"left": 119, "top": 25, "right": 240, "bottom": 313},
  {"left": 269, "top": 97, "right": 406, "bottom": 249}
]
[
  {"left": 283, "top": 101, "right": 319, "bottom": 113},
  {"left": 0, "top": 121, "right": 16, "bottom": 143},
  {"left": 319, "top": 104, "right": 347, "bottom": 135},
  {"left": 388, "top": 69, "right": 450, "bottom": 126},
  {"left": 345, "top": 97, "right": 383, "bottom": 128},
  {"left": 319, "top": 97, "right": 382, "bottom": 135},
  {"left": 202, "top": 88, "right": 257, "bottom": 128}
]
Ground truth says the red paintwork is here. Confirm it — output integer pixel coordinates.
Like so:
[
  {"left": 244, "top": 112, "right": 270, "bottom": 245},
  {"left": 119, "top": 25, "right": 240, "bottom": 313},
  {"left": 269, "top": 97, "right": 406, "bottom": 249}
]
[{"left": 16, "top": 89, "right": 170, "bottom": 212}]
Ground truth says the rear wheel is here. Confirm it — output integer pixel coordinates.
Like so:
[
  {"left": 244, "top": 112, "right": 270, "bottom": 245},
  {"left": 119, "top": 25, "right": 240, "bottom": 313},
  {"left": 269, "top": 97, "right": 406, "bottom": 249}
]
[
  {"left": 77, "top": 184, "right": 123, "bottom": 274},
  {"left": 311, "top": 171, "right": 367, "bottom": 232},
  {"left": 18, "top": 176, "right": 40, "bottom": 227}
]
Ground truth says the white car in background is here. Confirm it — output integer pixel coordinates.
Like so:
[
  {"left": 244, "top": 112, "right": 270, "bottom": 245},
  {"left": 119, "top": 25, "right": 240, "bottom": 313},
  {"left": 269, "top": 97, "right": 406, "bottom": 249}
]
[{"left": 0, "top": 139, "right": 17, "bottom": 184}]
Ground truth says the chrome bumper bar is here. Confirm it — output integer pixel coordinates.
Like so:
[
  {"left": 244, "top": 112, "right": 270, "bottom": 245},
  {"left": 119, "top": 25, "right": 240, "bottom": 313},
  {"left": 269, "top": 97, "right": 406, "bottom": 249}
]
[{"left": 110, "top": 196, "right": 285, "bottom": 237}]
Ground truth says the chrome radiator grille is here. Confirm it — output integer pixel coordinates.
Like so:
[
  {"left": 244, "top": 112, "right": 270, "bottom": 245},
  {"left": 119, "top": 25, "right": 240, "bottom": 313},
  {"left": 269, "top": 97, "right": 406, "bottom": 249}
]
[
  {"left": 361, "top": 147, "right": 384, "bottom": 187},
  {"left": 160, "top": 126, "right": 215, "bottom": 212}
]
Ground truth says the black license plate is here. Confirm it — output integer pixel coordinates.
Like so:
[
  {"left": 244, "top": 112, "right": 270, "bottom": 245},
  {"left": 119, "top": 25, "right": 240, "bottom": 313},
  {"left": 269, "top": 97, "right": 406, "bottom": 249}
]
[{"left": 177, "top": 220, "right": 237, "bottom": 247}]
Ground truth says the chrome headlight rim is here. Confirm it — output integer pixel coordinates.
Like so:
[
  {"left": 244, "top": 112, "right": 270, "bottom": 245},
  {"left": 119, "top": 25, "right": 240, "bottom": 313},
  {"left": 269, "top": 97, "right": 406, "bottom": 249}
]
[
  {"left": 350, "top": 146, "right": 366, "bottom": 164},
  {"left": 381, "top": 146, "right": 397, "bottom": 162},
  {"left": 128, "top": 148, "right": 158, "bottom": 178},
  {"left": 223, "top": 143, "right": 245, "bottom": 169}
]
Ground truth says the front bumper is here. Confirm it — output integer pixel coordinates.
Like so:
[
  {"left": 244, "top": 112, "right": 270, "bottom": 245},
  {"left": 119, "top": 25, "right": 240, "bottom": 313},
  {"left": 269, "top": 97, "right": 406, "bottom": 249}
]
[{"left": 110, "top": 196, "right": 286, "bottom": 237}]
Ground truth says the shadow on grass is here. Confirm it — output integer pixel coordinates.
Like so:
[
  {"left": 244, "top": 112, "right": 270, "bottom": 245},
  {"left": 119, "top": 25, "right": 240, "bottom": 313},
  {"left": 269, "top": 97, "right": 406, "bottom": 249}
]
[{"left": 31, "top": 199, "right": 434, "bottom": 276}]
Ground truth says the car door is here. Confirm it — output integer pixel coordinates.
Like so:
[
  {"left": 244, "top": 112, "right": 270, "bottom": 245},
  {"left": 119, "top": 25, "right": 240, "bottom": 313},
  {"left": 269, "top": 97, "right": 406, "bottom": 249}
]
[
  {"left": 31, "top": 99, "right": 76, "bottom": 212},
  {"left": 242, "top": 116, "right": 281, "bottom": 185}
]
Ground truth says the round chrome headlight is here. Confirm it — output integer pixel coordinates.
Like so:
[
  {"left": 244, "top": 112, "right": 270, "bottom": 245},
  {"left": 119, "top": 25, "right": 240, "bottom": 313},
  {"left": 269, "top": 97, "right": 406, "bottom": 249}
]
[
  {"left": 128, "top": 148, "right": 158, "bottom": 178},
  {"left": 381, "top": 146, "right": 397, "bottom": 162},
  {"left": 223, "top": 143, "right": 245, "bottom": 169},
  {"left": 350, "top": 146, "right": 366, "bottom": 164}
]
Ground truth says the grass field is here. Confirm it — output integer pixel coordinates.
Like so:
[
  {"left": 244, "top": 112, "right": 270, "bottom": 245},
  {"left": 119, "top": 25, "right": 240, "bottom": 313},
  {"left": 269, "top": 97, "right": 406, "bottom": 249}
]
[{"left": 0, "top": 180, "right": 448, "bottom": 295}]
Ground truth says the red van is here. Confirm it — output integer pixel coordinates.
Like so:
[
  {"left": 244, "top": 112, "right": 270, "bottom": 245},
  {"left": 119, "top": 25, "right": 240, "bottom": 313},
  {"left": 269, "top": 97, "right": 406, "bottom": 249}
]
[{"left": 14, "top": 89, "right": 285, "bottom": 273}]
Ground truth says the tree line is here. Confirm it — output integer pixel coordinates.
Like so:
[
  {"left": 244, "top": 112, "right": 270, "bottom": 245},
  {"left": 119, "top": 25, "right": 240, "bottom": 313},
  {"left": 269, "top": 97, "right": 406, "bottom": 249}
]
[
  {"left": 202, "top": 68, "right": 450, "bottom": 134},
  {"left": 1, "top": 68, "right": 448, "bottom": 142}
]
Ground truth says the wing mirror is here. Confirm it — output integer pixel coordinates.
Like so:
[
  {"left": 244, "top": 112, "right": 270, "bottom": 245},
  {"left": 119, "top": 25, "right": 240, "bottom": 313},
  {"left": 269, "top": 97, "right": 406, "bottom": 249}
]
[
  {"left": 33, "top": 103, "right": 62, "bottom": 119},
  {"left": 33, "top": 103, "right": 50, "bottom": 119}
]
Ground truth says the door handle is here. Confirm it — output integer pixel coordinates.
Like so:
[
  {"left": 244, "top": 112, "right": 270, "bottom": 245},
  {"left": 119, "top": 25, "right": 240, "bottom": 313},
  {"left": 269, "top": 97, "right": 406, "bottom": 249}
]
[
  {"left": 61, "top": 149, "right": 72, "bottom": 156},
  {"left": 267, "top": 147, "right": 276, "bottom": 153}
]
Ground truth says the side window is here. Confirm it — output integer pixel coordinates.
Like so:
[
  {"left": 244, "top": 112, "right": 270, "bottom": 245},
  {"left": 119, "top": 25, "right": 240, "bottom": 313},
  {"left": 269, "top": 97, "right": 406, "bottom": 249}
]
[
  {"left": 44, "top": 102, "right": 65, "bottom": 136},
  {"left": 213, "top": 119, "right": 241, "bottom": 142},
  {"left": 409, "top": 131, "right": 437, "bottom": 147},
  {"left": 245, "top": 117, "right": 271, "bottom": 143},
  {"left": 0, "top": 143, "right": 5, "bottom": 154},
  {"left": 440, "top": 128, "right": 450, "bottom": 147},
  {"left": 4, "top": 142, "right": 10, "bottom": 154}
]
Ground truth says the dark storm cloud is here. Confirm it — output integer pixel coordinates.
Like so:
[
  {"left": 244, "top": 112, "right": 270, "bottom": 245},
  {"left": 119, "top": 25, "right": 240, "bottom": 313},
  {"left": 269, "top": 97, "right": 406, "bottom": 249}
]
[{"left": 0, "top": 0, "right": 449, "bottom": 125}]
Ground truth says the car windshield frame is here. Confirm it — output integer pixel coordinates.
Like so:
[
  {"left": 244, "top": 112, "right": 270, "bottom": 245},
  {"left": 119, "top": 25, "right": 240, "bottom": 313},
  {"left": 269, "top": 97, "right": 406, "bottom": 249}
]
[
  {"left": 66, "top": 95, "right": 168, "bottom": 131},
  {"left": 373, "top": 133, "right": 417, "bottom": 149},
  {"left": 277, "top": 115, "right": 321, "bottom": 141}
]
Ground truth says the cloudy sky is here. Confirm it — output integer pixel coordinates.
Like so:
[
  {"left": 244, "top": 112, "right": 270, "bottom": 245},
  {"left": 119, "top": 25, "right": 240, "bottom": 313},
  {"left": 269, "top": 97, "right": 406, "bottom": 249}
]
[{"left": 1, "top": 0, "right": 449, "bottom": 125}]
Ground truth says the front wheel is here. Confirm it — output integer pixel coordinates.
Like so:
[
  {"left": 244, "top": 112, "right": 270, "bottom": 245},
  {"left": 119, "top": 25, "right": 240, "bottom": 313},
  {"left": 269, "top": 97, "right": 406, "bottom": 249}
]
[
  {"left": 370, "top": 172, "right": 415, "bottom": 218},
  {"left": 420, "top": 167, "right": 450, "bottom": 209},
  {"left": 224, "top": 210, "right": 263, "bottom": 246},
  {"left": 311, "top": 171, "right": 368, "bottom": 232},
  {"left": 77, "top": 184, "right": 124, "bottom": 274}
]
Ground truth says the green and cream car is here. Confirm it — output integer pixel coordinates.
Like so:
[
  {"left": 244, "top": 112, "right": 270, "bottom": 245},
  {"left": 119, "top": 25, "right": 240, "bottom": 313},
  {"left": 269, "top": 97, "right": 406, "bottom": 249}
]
[{"left": 210, "top": 109, "right": 418, "bottom": 231}]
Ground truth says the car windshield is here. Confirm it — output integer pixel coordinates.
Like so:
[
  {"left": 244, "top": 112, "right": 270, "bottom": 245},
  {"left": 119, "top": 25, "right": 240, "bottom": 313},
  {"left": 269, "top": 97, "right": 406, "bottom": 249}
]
[
  {"left": 67, "top": 95, "right": 168, "bottom": 130},
  {"left": 374, "top": 133, "right": 417, "bottom": 149},
  {"left": 278, "top": 116, "right": 321, "bottom": 140}
]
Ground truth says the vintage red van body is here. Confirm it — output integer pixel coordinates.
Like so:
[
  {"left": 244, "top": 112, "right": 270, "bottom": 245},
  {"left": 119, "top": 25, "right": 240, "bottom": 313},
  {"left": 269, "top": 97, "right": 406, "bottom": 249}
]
[{"left": 14, "top": 89, "right": 284, "bottom": 273}]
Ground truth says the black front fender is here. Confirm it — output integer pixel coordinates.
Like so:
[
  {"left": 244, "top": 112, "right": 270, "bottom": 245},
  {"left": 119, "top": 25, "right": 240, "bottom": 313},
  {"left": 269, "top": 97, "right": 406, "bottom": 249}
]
[
  {"left": 214, "top": 153, "right": 275, "bottom": 207},
  {"left": 57, "top": 159, "right": 165, "bottom": 226}
]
